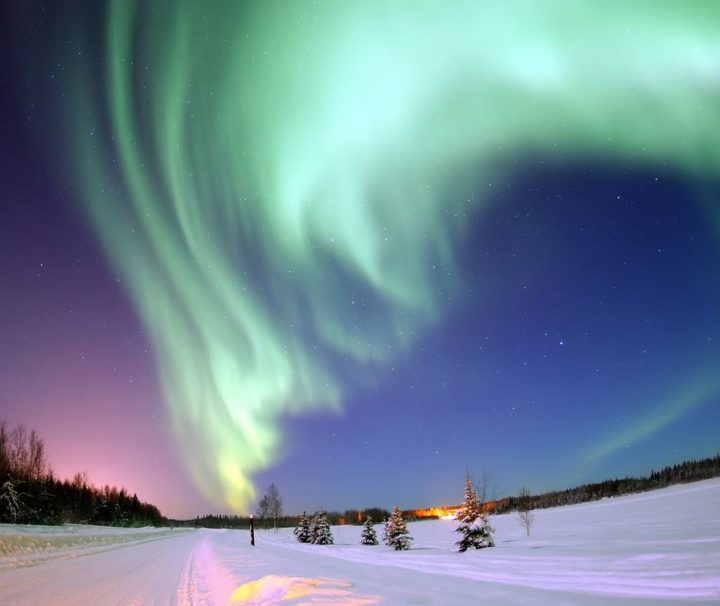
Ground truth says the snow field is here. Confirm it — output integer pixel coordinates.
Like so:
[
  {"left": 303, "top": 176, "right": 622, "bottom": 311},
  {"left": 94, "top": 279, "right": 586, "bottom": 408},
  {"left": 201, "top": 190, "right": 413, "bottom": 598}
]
[{"left": 0, "top": 478, "right": 717, "bottom": 604}]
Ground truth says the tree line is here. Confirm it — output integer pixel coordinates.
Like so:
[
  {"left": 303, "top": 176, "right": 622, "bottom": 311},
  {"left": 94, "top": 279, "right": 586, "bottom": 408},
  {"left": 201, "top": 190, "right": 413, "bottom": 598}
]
[
  {"left": 195, "top": 454, "right": 720, "bottom": 531},
  {"left": 0, "top": 421, "right": 164, "bottom": 526},
  {"left": 192, "top": 508, "right": 392, "bottom": 530},
  {"left": 191, "top": 514, "right": 300, "bottom": 529},
  {"left": 193, "top": 486, "right": 391, "bottom": 530},
  {"left": 495, "top": 454, "right": 720, "bottom": 514}
]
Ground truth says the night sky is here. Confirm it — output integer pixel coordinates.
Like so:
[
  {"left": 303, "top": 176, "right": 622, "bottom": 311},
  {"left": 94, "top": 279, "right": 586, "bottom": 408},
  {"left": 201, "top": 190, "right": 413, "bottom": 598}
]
[{"left": 1, "top": 1, "right": 718, "bottom": 519}]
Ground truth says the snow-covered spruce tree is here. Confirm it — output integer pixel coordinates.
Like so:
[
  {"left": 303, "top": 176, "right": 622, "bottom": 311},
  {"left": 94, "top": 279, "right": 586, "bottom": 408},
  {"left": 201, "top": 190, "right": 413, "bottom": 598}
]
[
  {"left": 386, "top": 505, "right": 412, "bottom": 551},
  {"left": 0, "top": 480, "right": 24, "bottom": 523},
  {"left": 381, "top": 517, "right": 390, "bottom": 546},
  {"left": 308, "top": 511, "right": 319, "bottom": 543},
  {"left": 294, "top": 512, "right": 312, "bottom": 543},
  {"left": 313, "top": 511, "right": 334, "bottom": 545},
  {"left": 360, "top": 515, "right": 378, "bottom": 545},
  {"left": 455, "top": 473, "right": 495, "bottom": 552}
]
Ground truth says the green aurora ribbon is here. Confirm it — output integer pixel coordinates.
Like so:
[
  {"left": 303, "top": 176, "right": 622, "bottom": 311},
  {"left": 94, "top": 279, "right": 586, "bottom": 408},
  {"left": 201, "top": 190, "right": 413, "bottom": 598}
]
[{"left": 63, "top": 1, "right": 719, "bottom": 511}]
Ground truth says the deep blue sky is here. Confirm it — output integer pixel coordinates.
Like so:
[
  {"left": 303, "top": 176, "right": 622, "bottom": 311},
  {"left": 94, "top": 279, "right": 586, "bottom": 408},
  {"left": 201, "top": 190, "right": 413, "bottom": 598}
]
[
  {"left": 1, "top": 2, "right": 718, "bottom": 518},
  {"left": 256, "top": 163, "right": 720, "bottom": 512}
]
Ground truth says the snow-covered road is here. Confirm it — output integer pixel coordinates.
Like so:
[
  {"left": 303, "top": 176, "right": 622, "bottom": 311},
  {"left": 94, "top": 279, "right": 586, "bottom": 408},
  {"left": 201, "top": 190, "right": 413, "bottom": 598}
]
[{"left": 1, "top": 478, "right": 718, "bottom": 605}]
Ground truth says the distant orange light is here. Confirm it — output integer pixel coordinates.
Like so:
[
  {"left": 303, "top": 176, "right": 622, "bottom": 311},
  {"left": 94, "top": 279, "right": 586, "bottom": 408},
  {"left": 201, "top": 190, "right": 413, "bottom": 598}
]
[{"left": 411, "top": 506, "right": 459, "bottom": 519}]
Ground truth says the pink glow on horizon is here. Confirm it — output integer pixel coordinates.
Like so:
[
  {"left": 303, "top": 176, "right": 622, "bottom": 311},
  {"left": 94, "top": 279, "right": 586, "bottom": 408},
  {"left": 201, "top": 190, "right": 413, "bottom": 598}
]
[{"left": 0, "top": 336, "right": 211, "bottom": 518}]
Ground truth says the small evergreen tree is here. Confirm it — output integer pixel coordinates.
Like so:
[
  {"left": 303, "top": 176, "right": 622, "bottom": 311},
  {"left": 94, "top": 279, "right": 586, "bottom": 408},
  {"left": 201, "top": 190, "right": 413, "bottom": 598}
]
[
  {"left": 385, "top": 505, "right": 412, "bottom": 551},
  {"left": 308, "top": 511, "right": 319, "bottom": 543},
  {"left": 455, "top": 472, "right": 495, "bottom": 552},
  {"left": 313, "top": 511, "right": 334, "bottom": 545},
  {"left": 0, "top": 480, "right": 23, "bottom": 523},
  {"left": 294, "top": 512, "right": 312, "bottom": 543},
  {"left": 381, "top": 516, "right": 390, "bottom": 545},
  {"left": 360, "top": 515, "right": 378, "bottom": 545}
]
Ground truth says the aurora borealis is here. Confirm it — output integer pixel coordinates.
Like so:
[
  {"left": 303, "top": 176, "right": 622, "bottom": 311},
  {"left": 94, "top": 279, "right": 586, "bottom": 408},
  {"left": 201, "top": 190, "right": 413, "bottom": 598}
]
[{"left": 1, "top": 1, "right": 719, "bottom": 517}]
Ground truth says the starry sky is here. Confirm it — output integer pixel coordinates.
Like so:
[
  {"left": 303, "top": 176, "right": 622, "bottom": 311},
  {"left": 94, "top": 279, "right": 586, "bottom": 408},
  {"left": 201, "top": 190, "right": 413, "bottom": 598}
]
[{"left": 1, "top": 1, "right": 719, "bottom": 519}]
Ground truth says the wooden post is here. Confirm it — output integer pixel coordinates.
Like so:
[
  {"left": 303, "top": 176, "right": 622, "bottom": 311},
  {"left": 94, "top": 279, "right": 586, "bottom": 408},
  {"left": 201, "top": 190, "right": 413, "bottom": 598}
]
[{"left": 250, "top": 514, "right": 255, "bottom": 546}]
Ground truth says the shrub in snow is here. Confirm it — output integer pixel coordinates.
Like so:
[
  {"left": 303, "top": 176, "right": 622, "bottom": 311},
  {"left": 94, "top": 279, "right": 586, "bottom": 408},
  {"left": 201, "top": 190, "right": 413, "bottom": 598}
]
[
  {"left": 257, "top": 483, "right": 283, "bottom": 531},
  {"left": 385, "top": 505, "right": 412, "bottom": 551},
  {"left": 455, "top": 473, "right": 495, "bottom": 552},
  {"left": 294, "top": 512, "right": 312, "bottom": 543},
  {"left": 312, "top": 511, "right": 334, "bottom": 545},
  {"left": 517, "top": 486, "right": 535, "bottom": 537},
  {"left": 360, "top": 516, "right": 378, "bottom": 545}
]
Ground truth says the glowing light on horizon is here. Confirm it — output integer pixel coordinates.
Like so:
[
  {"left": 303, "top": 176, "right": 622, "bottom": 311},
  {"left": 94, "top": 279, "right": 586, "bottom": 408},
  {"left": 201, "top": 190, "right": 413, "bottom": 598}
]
[{"left": 62, "top": 0, "right": 720, "bottom": 511}]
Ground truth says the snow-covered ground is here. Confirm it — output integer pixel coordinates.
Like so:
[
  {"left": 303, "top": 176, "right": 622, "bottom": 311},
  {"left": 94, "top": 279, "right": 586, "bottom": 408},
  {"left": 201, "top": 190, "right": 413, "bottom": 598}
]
[{"left": 0, "top": 478, "right": 718, "bottom": 605}]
